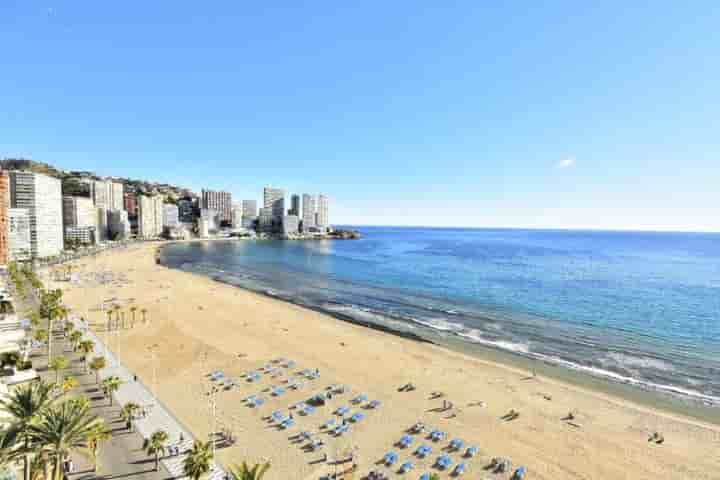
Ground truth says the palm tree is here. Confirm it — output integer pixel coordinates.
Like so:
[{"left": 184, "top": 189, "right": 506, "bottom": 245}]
[
  {"left": 183, "top": 441, "right": 213, "bottom": 480},
  {"left": 141, "top": 308, "right": 148, "bottom": 325},
  {"left": 49, "top": 356, "right": 69, "bottom": 385},
  {"left": 105, "top": 309, "right": 113, "bottom": 332},
  {"left": 143, "top": 430, "right": 169, "bottom": 471},
  {"left": 86, "top": 424, "right": 111, "bottom": 473},
  {"left": 101, "top": 376, "right": 123, "bottom": 406},
  {"left": 130, "top": 306, "right": 138, "bottom": 328},
  {"left": 120, "top": 402, "right": 140, "bottom": 432},
  {"left": 60, "top": 377, "right": 78, "bottom": 398},
  {"left": 113, "top": 305, "right": 121, "bottom": 330},
  {"left": 89, "top": 356, "right": 106, "bottom": 384},
  {"left": 27, "top": 398, "right": 104, "bottom": 480},
  {"left": 229, "top": 462, "right": 271, "bottom": 480},
  {"left": 78, "top": 340, "right": 94, "bottom": 373},
  {"left": 69, "top": 331, "right": 82, "bottom": 352},
  {"left": 0, "top": 428, "right": 23, "bottom": 474},
  {"left": 0, "top": 381, "right": 56, "bottom": 480}
]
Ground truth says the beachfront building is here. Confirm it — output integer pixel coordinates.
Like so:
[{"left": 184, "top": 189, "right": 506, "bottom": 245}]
[
  {"left": 201, "top": 189, "right": 232, "bottom": 225},
  {"left": 163, "top": 203, "right": 180, "bottom": 229},
  {"left": 301, "top": 193, "right": 316, "bottom": 232},
  {"left": 8, "top": 171, "right": 63, "bottom": 259},
  {"left": 63, "top": 196, "right": 97, "bottom": 246},
  {"left": 178, "top": 197, "right": 198, "bottom": 223},
  {"left": 108, "top": 181, "right": 124, "bottom": 211},
  {"left": 8, "top": 209, "right": 31, "bottom": 261},
  {"left": 108, "top": 209, "right": 131, "bottom": 240},
  {"left": 64, "top": 226, "right": 96, "bottom": 246},
  {"left": 258, "top": 207, "right": 274, "bottom": 233},
  {"left": 232, "top": 203, "right": 243, "bottom": 228},
  {"left": 241, "top": 199, "right": 257, "bottom": 228},
  {"left": 95, "top": 208, "right": 108, "bottom": 242},
  {"left": 138, "top": 194, "right": 164, "bottom": 238},
  {"left": 62, "top": 196, "right": 95, "bottom": 229},
  {"left": 289, "top": 194, "right": 301, "bottom": 216},
  {"left": 200, "top": 208, "right": 220, "bottom": 233},
  {"left": 124, "top": 191, "right": 138, "bottom": 217},
  {"left": 263, "top": 187, "right": 285, "bottom": 220},
  {"left": 282, "top": 215, "right": 299, "bottom": 236},
  {"left": 317, "top": 194, "right": 329, "bottom": 231},
  {"left": 0, "top": 171, "right": 9, "bottom": 266}
]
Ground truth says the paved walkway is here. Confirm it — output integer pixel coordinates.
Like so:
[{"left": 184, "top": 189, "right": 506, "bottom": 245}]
[
  {"left": 36, "top": 335, "right": 171, "bottom": 480},
  {"left": 72, "top": 318, "right": 227, "bottom": 480}
]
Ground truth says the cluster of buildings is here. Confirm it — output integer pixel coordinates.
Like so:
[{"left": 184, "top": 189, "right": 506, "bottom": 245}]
[{"left": 0, "top": 167, "right": 332, "bottom": 266}]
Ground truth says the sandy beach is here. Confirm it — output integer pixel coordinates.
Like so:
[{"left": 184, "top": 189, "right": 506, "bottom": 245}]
[{"left": 54, "top": 243, "right": 720, "bottom": 480}]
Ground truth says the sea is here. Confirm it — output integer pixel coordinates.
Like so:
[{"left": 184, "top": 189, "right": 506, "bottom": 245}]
[{"left": 158, "top": 227, "right": 720, "bottom": 408}]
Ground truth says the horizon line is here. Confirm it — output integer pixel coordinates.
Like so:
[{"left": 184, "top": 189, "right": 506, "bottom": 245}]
[{"left": 335, "top": 224, "right": 720, "bottom": 235}]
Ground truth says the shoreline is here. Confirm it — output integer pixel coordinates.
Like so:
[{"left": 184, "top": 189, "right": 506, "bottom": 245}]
[
  {"left": 58, "top": 243, "right": 720, "bottom": 480},
  {"left": 156, "top": 241, "right": 720, "bottom": 426}
]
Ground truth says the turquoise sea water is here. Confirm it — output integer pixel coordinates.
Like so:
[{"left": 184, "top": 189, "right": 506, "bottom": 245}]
[{"left": 159, "top": 227, "right": 720, "bottom": 406}]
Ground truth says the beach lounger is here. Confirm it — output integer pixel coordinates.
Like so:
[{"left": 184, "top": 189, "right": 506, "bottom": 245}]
[
  {"left": 350, "top": 412, "right": 365, "bottom": 422},
  {"left": 332, "top": 424, "right": 350, "bottom": 436},
  {"left": 399, "top": 462, "right": 414, "bottom": 474},
  {"left": 368, "top": 399, "right": 381, "bottom": 409},
  {"left": 335, "top": 406, "right": 350, "bottom": 416},
  {"left": 419, "top": 474, "right": 432, "bottom": 480},
  {"left": 429, "top": 430, "right": 446, "bottom": 442},
  {"left": 310, "top": 439, "right": 324, "bottom": 451},
  {"left": 271, "top": 387, "right": 286, "bottom": 396},
  {"left": 435, "top": 454, "right": 453, "bottom": 470},
  {"left": 418, "top": 445, "right": 433, "bottom": 458},
  {"left": 284, "top": 360, "right": 296, "bottom": 368},
  {"left": 302, "top": 405, "right": 316, "bottom": 415},
  {"left": 383, "top": 452, "right": 399, "bottom": 467},
  {"left": 399, "top": 435, "right": 414, "bottom": 448},
  {"left": 511, "top": 467, "right": 526, "bottom": 479},
  {"left": 280, "top": 418, "right": 295, "bottom": 429},
  {"left": 449, "top": 438, "right": 465, "bottom": 451},
  {"left": 244, "top": 394, "right": 258, "bottom": 403},
  {"left": 300, "top": 431, "right": 313, "bottom": 441},
  {"left": 351, "top": 394, "right": 368, "bottom": 404},
  {"left": 251, "top": 397, "right": 265, "bottom": 407},
  {"left": 453, "top": 463, "right": 466, "bottom": 476},
  {"left": 321, "top": 419, "right": 336, "bottom": 429},
  {"left": 465, "top": 446, "right": 478, "bottom": 458},
  {"left": 271, "top": 410, "right": 286, "bottom": 422}
]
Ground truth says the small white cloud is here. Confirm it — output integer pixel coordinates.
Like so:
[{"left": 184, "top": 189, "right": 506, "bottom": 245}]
[{"left": 556, "top": 157, "right": 575, "bottom": 169}]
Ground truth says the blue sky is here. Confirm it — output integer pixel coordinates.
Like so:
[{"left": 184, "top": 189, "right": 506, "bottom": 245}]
[{"left": 1, "top": 2, "right": 719, "bottom": 231}]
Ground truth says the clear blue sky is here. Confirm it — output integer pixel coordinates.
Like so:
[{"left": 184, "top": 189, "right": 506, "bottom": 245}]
[{"left": 2, "top": 2, "right": 719, "bottom": 231}]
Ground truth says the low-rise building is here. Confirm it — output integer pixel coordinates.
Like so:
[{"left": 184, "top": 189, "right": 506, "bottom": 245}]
[
  {"left": 64, "top": 226, "right": 96, "bottom": 246},
  {"left": 108, "top": 210, "right": 131, "bottom": 240}
]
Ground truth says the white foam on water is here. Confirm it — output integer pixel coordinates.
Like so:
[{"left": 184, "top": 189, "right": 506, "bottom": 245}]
[
  {"left": 456, "top": 329, "right": 530, "bottom": 354},
  {"left": 407, "top": 317, "right": 465, "bottom": 332},
  {"left": 602, "top": 352, "right": 676, "bottom": 372}
]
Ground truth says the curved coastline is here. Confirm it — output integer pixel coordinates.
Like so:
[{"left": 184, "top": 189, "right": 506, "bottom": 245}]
[{"left": 156, "top": 240, "right": 720, "bottom": 425}]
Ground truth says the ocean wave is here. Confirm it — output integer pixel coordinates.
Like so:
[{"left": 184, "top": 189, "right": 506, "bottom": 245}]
[
  {"left": 456, "top": 329, "right": 530, "bottom": 354},
  {"left": 602, "top": 352, "right": 676, "bottom": 372},
  {"left": 406, "top": 317, "right": 465, "bottom": 332}
]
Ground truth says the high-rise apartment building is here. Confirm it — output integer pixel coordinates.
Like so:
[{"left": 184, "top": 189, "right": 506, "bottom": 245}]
[
  {"left": 138, "top": 195, "right": 164, "bottom": 238},
  {"left": 317, "top": 194, "right": 329, "bottom": 230},
  {"left": 240, "top": 200, "right": 258, "bottom": 229},
  {"left": 62, "top": 196, "right": 96, "bottom": 229},
  {"left": 0, "top": 171, "right": 9, "bottom": 266},
  {"left": 8, "top": 208, "right": 31, "bottom": 261},
  {"left": 124, "top": 192, "right": 138, "bottom": 217},
  {"left": 301, "top": 194, "right": 316, "bottom": 231},
  {"left": 178, "top": 198, "right": 197, "bottom": 223},
  {"left": 163, "top": 203, "right": 180, "bottom": 228},
  {"left": 289, "top": 194, "right": 301, "bottom": 216},
  {"left": 201, "top": 189, "right": 232, "bottom": 224},
  {"left": 9, "top": 171, "right": 63, "bottom": 258},
  {"left": 282, "top": 215, "right": 299, "bottom": 235},
  {"left": 108, "top": 182, "right": 124, "bottom": 211},
  {"left": 263, "top": 187, "right": 285, "bottom": 218},
  {"left": 108, "top": 210, "right": 131, "bottom": 240}
]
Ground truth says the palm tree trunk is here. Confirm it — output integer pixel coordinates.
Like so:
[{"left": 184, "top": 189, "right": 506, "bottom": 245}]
[
  {"left": 155, "top": 453, "right": 159, "bottom": 471},
  {"left": 54, "top": 455, "right": 62, "bottom": 480},
  {"left": 23, "top": 452, "right": 29, "bottom": 480}
]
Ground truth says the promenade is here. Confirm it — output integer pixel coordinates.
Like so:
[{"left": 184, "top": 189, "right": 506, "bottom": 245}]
[{"left": 71, "top": 317, "right": 227, "bottom": 480}]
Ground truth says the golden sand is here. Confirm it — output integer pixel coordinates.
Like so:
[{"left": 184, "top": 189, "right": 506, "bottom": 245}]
[{"left": 56, "top": 243, "right": 720, "bottom": 480}]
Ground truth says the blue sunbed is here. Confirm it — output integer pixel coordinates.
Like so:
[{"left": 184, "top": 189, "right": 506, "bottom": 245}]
[
  {"left": 465, "top": 446, "right": 478, "bottom": 458},
  {"left": 415, "top": 445, "right": 432, "bottom": 458},
  {"left": 351, "top": 394, "right": 368, "bottom": 404},
  {"left": 450, "top": 438, "right": 465, "bottom": 451},
  {"left": 368, "top": 399, "right": 381, "bottom": 409},
  {"left": 453, "top": 463, "right": 466, "bottom": 476},
  {"left": 399, "top": 435, "right": 414, "bottom": 448},
  {"left": 335, "top": 406, "right": 350, "bottom": 415},
  {"left": 399, "top": 461, "right": 414, "bottom": 473},
  {"left": 350, "top": 412, "right": 365, "bottom": 422},
  {"left": 512, "top": 467, "right": 526, "bottom": 479},
  {"left": 383, "top": 452, "right": 398, "bottom": 466},
  {"left": 280, "top": 418, "right": 295, "bottom": 429}
]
